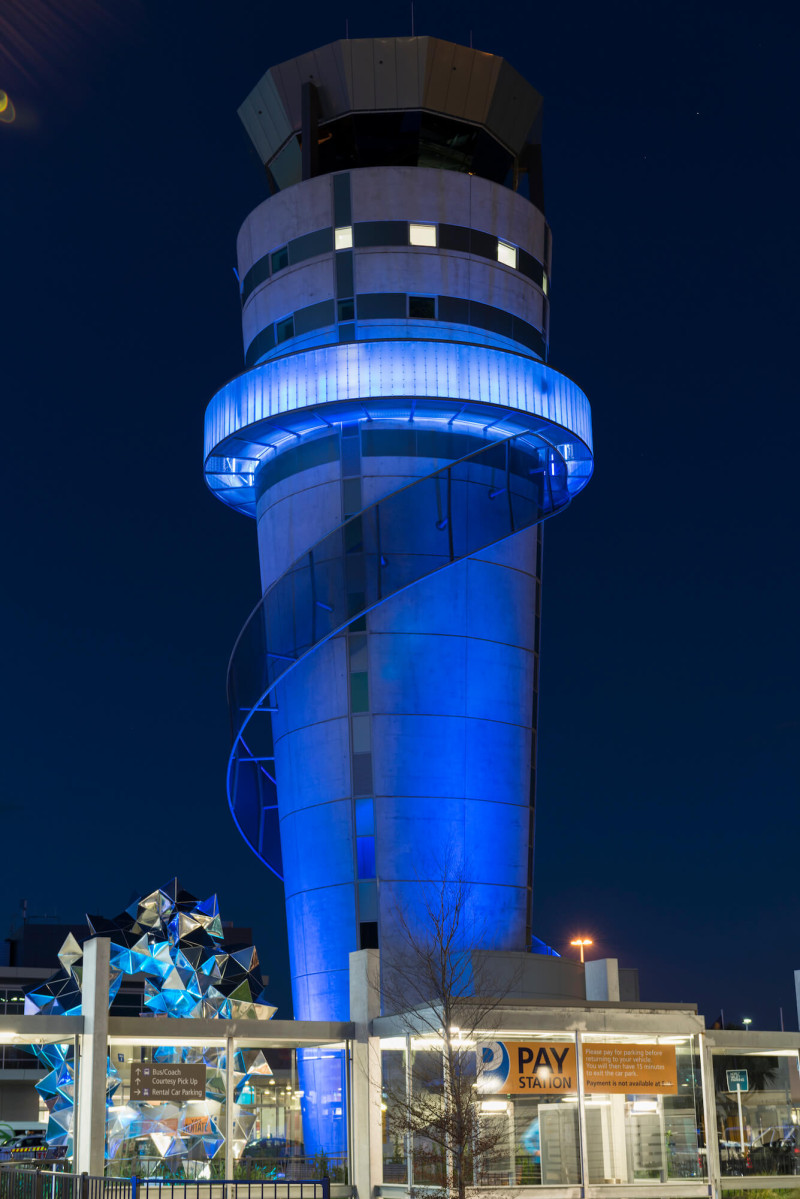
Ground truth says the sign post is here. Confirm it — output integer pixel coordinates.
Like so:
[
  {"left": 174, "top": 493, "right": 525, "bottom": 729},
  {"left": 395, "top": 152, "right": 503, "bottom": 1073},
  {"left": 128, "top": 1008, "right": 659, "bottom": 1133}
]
[{"left": 726, "top": 1069, "right": 749, "bottom": 1159}]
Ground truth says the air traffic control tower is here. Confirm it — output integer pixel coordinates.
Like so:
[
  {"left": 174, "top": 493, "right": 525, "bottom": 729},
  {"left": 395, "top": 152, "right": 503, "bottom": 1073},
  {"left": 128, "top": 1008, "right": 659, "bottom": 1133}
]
[{"left": 204, "top": 38, "right": 594, "bottom": 1027}]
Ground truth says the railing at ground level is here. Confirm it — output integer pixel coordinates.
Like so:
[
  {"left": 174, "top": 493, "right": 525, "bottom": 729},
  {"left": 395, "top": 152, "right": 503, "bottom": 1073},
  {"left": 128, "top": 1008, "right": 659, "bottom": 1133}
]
[
  {"left": 0, "top": 1168, "right": 331, "bottom": 1199},
  {"left": 102, "top": 1158, "right": 347, "bottom": 1184}
]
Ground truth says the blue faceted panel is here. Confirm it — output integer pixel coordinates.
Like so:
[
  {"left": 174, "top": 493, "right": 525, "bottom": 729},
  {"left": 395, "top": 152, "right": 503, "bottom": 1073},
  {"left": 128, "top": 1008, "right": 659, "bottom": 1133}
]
[{"left": 25, "top": 881, "right": 276, "bottom": 1165}]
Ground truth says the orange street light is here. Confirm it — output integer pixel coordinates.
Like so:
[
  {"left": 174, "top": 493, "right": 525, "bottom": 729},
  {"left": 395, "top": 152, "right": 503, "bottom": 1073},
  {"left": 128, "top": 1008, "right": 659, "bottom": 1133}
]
[{"left": 570, "top": 937, "right": 593, "bottom": 963}]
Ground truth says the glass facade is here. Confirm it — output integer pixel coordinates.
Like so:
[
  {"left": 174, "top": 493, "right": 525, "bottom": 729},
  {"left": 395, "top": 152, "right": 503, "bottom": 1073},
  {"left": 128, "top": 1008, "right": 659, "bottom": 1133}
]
[
  {"left": 101, "top": 1038, "right": 347, "bottom": 1181},
  {"left": 380, "top": 1032, "right": 712, "bottom": 1189},
  {"left": 713, "top": 1050, "right": 800, "bottom": 1179}
]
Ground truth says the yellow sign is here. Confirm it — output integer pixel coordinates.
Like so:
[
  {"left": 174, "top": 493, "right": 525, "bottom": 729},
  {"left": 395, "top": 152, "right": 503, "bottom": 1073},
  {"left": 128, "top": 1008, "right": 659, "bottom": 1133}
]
[
  {"left": 479, "top": 1041, "right": 578, "bottom": 1095},
  {"left": 581, "top": 1043, "right": 678, "bottom": 1094}
]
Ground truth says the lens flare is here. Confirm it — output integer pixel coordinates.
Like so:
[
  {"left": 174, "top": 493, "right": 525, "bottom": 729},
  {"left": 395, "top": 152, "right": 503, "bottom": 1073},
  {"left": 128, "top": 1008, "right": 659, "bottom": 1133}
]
[{"left": 0, "top": 90, "right": 15, "bottom": 123}]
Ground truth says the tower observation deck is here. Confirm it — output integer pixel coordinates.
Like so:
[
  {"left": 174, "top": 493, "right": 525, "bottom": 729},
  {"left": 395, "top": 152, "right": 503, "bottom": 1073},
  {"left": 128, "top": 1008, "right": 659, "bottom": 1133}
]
[{"left": 204, "top": 37, "right": 594, "bottom": 1028}]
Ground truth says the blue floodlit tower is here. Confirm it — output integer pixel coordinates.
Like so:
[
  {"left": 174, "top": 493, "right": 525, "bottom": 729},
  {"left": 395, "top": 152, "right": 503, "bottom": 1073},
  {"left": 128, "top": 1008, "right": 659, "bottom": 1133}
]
[{"left": 205, "top": 38, "right": 593, "bottom": 1037}]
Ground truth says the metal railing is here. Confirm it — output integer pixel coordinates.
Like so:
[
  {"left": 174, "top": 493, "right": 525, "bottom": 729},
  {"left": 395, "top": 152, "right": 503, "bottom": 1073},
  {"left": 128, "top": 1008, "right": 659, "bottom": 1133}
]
[{"left": 0, "top": 1168, "right": 332, "bottom": 1199}]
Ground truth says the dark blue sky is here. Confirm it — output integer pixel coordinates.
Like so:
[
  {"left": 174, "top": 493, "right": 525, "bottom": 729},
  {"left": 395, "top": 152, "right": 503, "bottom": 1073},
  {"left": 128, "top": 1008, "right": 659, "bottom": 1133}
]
[{"left": 3, "top": 0, "right": 798, "bottom": 1027}]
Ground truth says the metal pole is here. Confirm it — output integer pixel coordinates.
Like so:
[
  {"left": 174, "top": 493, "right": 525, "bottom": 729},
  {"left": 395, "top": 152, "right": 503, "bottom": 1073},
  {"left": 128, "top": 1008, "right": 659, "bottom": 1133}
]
[
  {"left": 575, "top": 1032, "right": 590, "bottom": 1189},
  {"left": 225, "top": 1036, "right": 235, "bottom": 1183},
  {"left": 345, "top": 1040, "right": 353, "bottom": 1188},
  {"left": 736, "top": 1086, "right": 745, "bottom": 1159},
  {"left": 405, "top": 1035, "right": 413, "bottom": 1190},
  {"left": 698, "top": 1035, "right": 722, "bottom": 1199}
]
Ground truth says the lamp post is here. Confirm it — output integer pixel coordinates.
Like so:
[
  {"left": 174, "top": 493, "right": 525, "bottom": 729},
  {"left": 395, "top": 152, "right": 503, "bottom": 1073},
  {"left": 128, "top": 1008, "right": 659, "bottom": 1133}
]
[
  {"left": 570, "top": 938, "right": 593, "bottom": 964},
  {"left": 743, "top": 1018, "right": 752, "bottom": 1031}
]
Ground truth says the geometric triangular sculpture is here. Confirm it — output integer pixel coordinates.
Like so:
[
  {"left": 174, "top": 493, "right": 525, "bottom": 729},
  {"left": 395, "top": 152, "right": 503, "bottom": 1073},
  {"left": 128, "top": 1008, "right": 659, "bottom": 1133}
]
[{"left": 26, "top": 881, "right": 276, "bottom": 1170}]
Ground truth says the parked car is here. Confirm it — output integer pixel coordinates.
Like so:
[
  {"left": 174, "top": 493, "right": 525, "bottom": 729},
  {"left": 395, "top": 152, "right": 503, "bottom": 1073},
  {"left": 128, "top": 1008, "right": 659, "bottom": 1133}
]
[
  {"left": 749, "top": 1126, "right": 800, "bottom": 1176},
  {"left": 240, "top": 1138, "right": 303, "bottom": 1160},
  {"left": 0, "top": 1134, "right": 67, "bottom": 1162}
]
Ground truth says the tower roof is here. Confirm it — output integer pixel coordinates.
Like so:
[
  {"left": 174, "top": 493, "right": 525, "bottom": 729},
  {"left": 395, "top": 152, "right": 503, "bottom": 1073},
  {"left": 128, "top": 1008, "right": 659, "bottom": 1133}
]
[{"left": 238, "top": 36, "right": 542, "bottom": 181}]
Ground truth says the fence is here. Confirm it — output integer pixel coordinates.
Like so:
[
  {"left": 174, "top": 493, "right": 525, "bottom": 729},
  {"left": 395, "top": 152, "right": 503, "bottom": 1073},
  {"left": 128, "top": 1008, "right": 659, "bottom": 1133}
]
[{"left": 0, "top": 1168, "right": 331, "bottom": 1199}]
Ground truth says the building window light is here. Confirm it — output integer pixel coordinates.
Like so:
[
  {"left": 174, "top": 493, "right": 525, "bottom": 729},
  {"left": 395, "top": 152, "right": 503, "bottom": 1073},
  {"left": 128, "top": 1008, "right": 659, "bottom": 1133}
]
[
  {"left": 497, "top": 239, "right": 518, "bottom": 268},
  {"left": 542, "top": 273, "right": 549, "bottom": 297},
  {"left": 409, "top": 222, "right": 437, "bottom": 247},
  {"left": 335, "top": 226, "right": 353, "bottom": 250}
]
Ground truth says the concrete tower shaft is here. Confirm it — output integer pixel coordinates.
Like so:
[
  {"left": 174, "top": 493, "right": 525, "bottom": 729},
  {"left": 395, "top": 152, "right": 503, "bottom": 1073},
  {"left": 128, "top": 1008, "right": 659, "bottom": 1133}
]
[{"left": 203, "top": 37, "right": 594, "bottom": 1031}]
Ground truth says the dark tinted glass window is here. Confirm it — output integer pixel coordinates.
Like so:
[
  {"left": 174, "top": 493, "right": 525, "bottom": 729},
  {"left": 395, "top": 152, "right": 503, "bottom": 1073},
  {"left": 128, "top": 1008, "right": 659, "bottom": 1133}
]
[
  {"left": 439, "top": 224, "right": 471, "bottom": 252},
  {"left": 470, "top": 300, "right": 512, "bottom": 337},
  {"left": 518, "top": 248, "right": 544, "bottom": 287},
  {"left": 409, "top": 295, "right": 436, "bottom": 319},
  {"left": 470, "top": 229, "right": 497, "bottom": 260},
  {"left": 359, "top": 921, "right": 379, "bottom": 949},
  {"left": 437, "top": 295, "right": 469, "bottom": 324},
  {"left": 357, "top": 293, "right": 406, "bottom": 319},
  {"left": 294, "top": 300, "right": 335, "bottom": 335},
  {"left": 315, "top": 111, "right": 514, "bottom": 184},
  {"left": 354, "top": 221, "right": 408, "bottom": 247},
  {"left": 244, "top": 324, "right": 276, "bottom": 367},
  {"left": 289, "top": 228, "right": 333, "bottom": 265},
  {"left": 271, "top": 246, "right": 289, "bottom": 273},
  {"left": 275, "top": 315, "right": 294, "bottom": 343},
  {"left": 338, "top": 298, "right": 355, "bottom": 321},
  {"left": 241, "top": 255, "right": 271, "bottom": 303},
  {"left": 335, "top": 251, "right": 354, "bottom": 297}
]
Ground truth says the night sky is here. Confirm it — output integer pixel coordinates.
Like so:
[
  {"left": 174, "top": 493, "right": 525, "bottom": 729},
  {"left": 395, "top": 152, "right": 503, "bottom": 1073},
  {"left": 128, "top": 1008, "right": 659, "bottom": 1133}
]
[{"left": 3, "top": 0, "right": 798, "bottom": 1029}]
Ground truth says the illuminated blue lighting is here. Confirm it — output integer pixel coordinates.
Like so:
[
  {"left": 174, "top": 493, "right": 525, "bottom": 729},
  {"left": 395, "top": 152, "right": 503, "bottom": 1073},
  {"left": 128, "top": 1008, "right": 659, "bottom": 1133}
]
[{"left": 204, "top": 340, "right": 593, "bottom": 516}]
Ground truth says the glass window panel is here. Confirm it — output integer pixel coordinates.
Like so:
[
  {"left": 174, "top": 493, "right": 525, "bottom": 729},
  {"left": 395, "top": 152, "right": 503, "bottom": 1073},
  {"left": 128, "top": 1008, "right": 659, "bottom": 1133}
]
[
  {"left": 275, "top": 315, "right": 294, "bottom": 343},
  {"left": 497, "top": 239, "right": 518, "bottom": 269},
  {"left": 335, "top": 252, "right": 354, "bottom": 297},
  {"left": 355, "top": 796, "right": 374, "bottom": 835},
  {"left": 352, "top": 714, "right": 371, "bottom": 753},
  {"left": 410, "top": 1045, "right": 449, "bottom": 1188},
  {"left": 409, "top": 222, "right": 437, "bottom": 247},
  {"left": 356, "top": 835, "right": 375, "bottom": 877},
  {"left": 352, "top": 752, "right": 373, "bottom": 796},
  {"left": 581, "top": 1035, "right": 705, "bottom": 1184},
  {"left": 350, "top": 671, "right": 369, "bottom": 712},
  {"left": 348, "top": 633, "right": 368, "bottom": 670},
  {"left": 289, "top": 227, "right": 334, "bottom": 264},
  {"left": 342, "top": 476, "right": 361, "bottom": 514},
  {"left": 333, "top": 173, "right": 351, "bottom": 225},
  {"left": 271, "top": 245, "right": 289, "bottom": 272},
  {"left": 714, "top": 1050, "right": 796, "bottom": 1180},
  {"left": 334, "top": 226, "right": 353, "bottom": 250},
  {"left": 408, "top": 295, "right": 436, "bottom": 319},
  {"left": 382, "top": 1047, "right": 408, "bottom": 1183},
  {"left": 358, "top": 879, "right": 378, "bottom": 921}
]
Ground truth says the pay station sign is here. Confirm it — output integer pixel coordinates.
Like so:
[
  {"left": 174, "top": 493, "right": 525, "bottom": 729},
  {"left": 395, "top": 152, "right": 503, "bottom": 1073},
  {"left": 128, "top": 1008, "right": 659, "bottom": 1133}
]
[
  {"left": 479, "top": 1041, "right": 578, "bottom": 1095},
  {"left": 479, "top": 1040, "right": 679, "bottom": 1097},
  {"left": 130, "top": 1063, "right": 206, "bottom": 1103}
]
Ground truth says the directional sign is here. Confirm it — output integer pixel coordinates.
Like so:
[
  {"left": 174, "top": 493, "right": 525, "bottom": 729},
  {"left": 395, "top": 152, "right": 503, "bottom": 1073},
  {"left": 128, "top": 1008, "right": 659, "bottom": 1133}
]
[
  {"left": 130, "top": 1063, "right": 206, "bottom": 1103},
  {"left": 726, "top": 1069, "right": 749, "bottom": 1093}
]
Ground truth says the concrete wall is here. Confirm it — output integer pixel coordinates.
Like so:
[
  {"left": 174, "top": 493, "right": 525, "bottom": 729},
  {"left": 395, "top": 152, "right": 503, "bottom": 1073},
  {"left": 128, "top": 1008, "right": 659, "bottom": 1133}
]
[
  {"left": 237, "top": 166, "right": 549, "bottom": 363},
  {"left": 256, "top": 423, "right": 542, "bottom": 1022}
]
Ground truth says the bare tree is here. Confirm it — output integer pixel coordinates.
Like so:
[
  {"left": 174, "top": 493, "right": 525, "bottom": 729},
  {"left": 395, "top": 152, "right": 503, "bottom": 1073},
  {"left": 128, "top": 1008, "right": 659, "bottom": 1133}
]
[{"left": 379, "top": 866, "right": 523, "bottom": 1199}]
